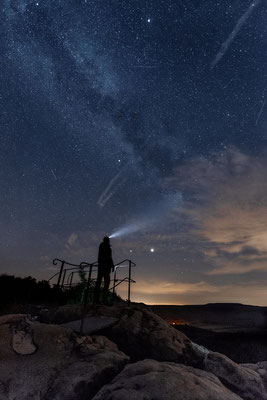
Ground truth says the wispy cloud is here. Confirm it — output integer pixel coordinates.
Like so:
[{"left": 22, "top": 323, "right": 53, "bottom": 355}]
[
  {"left": 118, "top": 279, "right": 267, "bottom": 306},
  {"left": 168, "top": 147, "right": 267, "bottom": 275},
  {"left": 135, "top": 280, "right": 220, "bottom": 295}
]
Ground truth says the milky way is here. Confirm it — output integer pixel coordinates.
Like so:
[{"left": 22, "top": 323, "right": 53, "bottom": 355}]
[{"left": 2, "top": 0, "right": 267, "bottom": 304}]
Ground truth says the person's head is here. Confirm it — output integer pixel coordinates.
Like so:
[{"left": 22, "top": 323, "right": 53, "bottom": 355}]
[{"left": 103, "top": 236, "right": 110, "bottom": 244}]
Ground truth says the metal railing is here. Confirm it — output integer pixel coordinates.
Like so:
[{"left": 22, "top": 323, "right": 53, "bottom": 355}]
[{"left": 49, "top": 258, "right": 136, "bottom": 306}]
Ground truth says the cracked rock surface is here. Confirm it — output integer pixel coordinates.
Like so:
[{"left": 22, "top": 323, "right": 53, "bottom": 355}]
[
  {"left": 1, "top": 306, "right": 267, "bottom": 400},
  {"left": 10, "top": 318, "right": 37, "bottom": 355},
  {"left": 92, "top": 359, "right": 243, "bottom": 400},
  {"left": 0, "top": 314, "right": 129, "bottom": 400}
]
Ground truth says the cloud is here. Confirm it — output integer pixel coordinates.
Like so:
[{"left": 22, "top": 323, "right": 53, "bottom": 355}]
[
  {"left": 118, "top": 278, "right": 267, "bottom": 306},
  {"left": 206, "top": 260, "right": 267, "bottom": 275},
  {"left": 132, "top": 280, "right": 220, "bottom": 295},
  {"left": 168, "top": 147, "right": 267, "bottom": 275},
  {"left": 65, "top": 232, "right": 78, "bottom": 249}
]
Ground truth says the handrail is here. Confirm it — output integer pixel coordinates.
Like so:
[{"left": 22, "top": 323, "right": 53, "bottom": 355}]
[
  {"left": 48, "top": 266, "right": 95, "bottom": 283},
  {"left": 49, "top": 259, "right": 98, "bottom": 285},
  {"left": 53, "top": 258, "right": 82, "bottom": 268},
  {"left": 112, "top": 277, "right": 136, "bottom": 289},
  {"left": 52, "top": 258, "right": 136, "bottom": 268},
  {"left": 114, "top": 259, "right": 136, "bottom": 267},
  {"left": 79, "top": 261, "right": 98, "bottom": 269},
  {"left": 49, "top": 257, "right": 136, "bottom": 315}
]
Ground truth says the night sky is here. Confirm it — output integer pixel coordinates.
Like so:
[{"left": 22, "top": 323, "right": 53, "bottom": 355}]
[{"left": 2, "top": 0, "right": 267, "bottom": 305}]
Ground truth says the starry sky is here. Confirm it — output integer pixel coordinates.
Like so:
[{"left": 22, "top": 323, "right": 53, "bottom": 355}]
[{"left": 2, "top": 0, "right": 267, "bottom": 305}]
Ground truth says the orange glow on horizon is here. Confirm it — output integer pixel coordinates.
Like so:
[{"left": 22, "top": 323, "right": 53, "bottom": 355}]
[{"left": 169, "top": 319, "right": 187, "bottom": 326}]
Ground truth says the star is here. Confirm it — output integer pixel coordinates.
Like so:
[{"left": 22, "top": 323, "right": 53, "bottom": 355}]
[{"left": 2, "top": 0, "right": 266, "bottom": 307}]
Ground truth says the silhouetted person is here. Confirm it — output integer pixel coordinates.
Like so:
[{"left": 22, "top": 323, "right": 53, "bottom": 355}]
[{"left": 94, "top": 236, "right": 114, "bottom": 304}]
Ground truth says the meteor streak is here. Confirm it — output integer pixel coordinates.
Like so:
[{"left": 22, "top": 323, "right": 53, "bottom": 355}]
[
  {"left": 211, "top": 0, "right": 262, "bottom": 68},
  {"left": 97, "top": 165, "right": 128, "bottom": 208},
  {"left": 51, "top": 169, "right": 57, "bottom": 181},
  {"left": 255, "top": 99, "right": 266, "bottom": 126}
]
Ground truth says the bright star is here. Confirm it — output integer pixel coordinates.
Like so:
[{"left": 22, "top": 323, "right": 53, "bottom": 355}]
[
  {"left": 147, "top": 18, "right": 151, "bottom": 23},
  {"left": 150, "top": 248, "right": 154, "bottom": 253}
]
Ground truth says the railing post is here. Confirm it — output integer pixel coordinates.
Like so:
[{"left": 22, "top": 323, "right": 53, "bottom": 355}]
[
  {"left": 56, "top": 261, "right": 65, "bottom": 288},
  {"left": 69, "top": 272, "right": 74, "bottom": 288},
  {"left": 128, "top": 260, "right": 132, "bottom": 307},
  {"left": 61, "top": 269, "right": 67, "bottom": 289},
  {"left": 80, "top": 264, "right": 93, "bottom": 335}
]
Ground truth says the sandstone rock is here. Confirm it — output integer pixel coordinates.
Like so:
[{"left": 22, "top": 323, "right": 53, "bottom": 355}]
[
  {"left": 10, "top": 318, "right": 37, "bottom": 355},
  {"left": 91, "top": 335, "right": 122, "bottom": 353},
  {"left": 93, "top": 303, "right": 127, "bottom": 319},
  {"left": 92, "top": 359, "right": 243, "bottom": 400},
  {"left": 110, "top": 307, "right": 204, "bottom": 366},
  {"left": 241, "top": 361, "right": 267, "bottom": 392},
  {"left": 50, "top": 304, "right": 84, "bottom": 324},
  {"left": 51, "top": 303, "right": 126, "bottom": 325},
  {"left": 44, "top": 347, "right": 129, "bottom": 400},
  {"left": 1, "top": 308, "right": 267, "bottom": 400},
  {"left": 0, "top": 315, "right": 128, "bottom": 400},
  {"left": 204, "top": 351, "right": 267, "bottom": 400},
  {"left": 0, "top": 314, "right": 27, "bottom": 325},
  {"left": 107, "top": 306, "right": 267, "bottom": 400}
]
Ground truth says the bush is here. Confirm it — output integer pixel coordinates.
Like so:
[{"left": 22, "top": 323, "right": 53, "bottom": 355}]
[{"left": 0, "top": 274, "right": 66, "bottom": 314}]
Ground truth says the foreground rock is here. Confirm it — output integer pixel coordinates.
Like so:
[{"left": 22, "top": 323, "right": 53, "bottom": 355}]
[
  {"left": 203, "top": 352, "right": 267, "bottom": 400},
  {"left": 241, "top": 361, "right": 267, "bottom": 392},
  {"left": 1, "top": 307, "right": 267, "bottom": 400},
  {"left": 0, "top": 314, "right": 129, "bottom": 400},
  {"left": 92, "top": 359, "right": 242, "bottom": 400},
  {"left": 10, "top": 318, "right": 37, "bottom": 355},
  {"left": 110, "top": 306, "right": 204, "bottom": 366},
  {"left": 98, "top": 305, "right": 267, "bottom": 400}
]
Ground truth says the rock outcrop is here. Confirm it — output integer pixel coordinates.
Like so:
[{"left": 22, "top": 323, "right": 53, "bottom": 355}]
[
  {"left": 101, "top": 305, "right": 267, "bottom": 400},
  {"left": 0, "top": 314, "right": 129, "bottom": 400},
  {"left": 10, "top": 317, "right": 37, "bottom": 355},
  {"left": 1, "top": 306, "right": 267, "bottom": 400},
  {"left": 241, "top": 361, "right": 267, "bottom": 392},
  {"left": 110, "top": 306, "right": 204, "bottom": 366},
  {"left": 204, "top": 352, "right": 267, "bottom": 400},
  {"left": 92, "top": 359, "right": 243, "bottom": 400}
]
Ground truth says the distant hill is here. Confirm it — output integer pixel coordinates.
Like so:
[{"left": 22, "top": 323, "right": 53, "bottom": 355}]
[{"left": 151, "top": 303, "right": 267, "bottom": 330}]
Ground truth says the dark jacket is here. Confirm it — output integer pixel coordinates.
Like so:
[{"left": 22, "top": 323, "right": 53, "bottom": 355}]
[{"left": 98, "top": 242, "right": 114, "bottom": 270}]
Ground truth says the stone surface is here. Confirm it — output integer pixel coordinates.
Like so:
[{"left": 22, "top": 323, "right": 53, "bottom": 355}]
[
  {"left": 1, "top": 308, "right": 267, "bottom": 400},
  {"left": 61, "top": 316, "right": 119, "bottom": 334},
  {"left": 107, "top": 306, "right": 267, "bottom": 400},
  {"left": 91, "top": 335, "right": 122, "bottom": 353},
  {"left": 0, "top": 315, "right": 129, "bottom": 400},
  {"left": 110, "top": 306, "right": 204, "bottom": 366},
  {"left": 0, "top": 314, "right": 26, "bottom": 325},
  {"left": 10, "top": 318, "right": 37, "bottom": 355},
  {"left": 204, "top": 351, "right": 267, "bottom": 400},
  {"left": 44, "top": 348, "right": 128, "bottom": 400},
  {"left": 241, "top": 361, "right": 267, "bottom": 392},
  {"left": 92, "top": 359, "right": 243, "bottom": 400},
  {"left": 50, "top": 304, "right": 84, "bottom": 324}
]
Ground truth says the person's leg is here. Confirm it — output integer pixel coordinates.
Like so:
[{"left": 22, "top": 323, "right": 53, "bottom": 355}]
[
  {"left": 103, "top": 270, "right": 111, "bottom": 303},
  {"left": 93, "top": 270, "right": 103, "bottom": 304}
]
